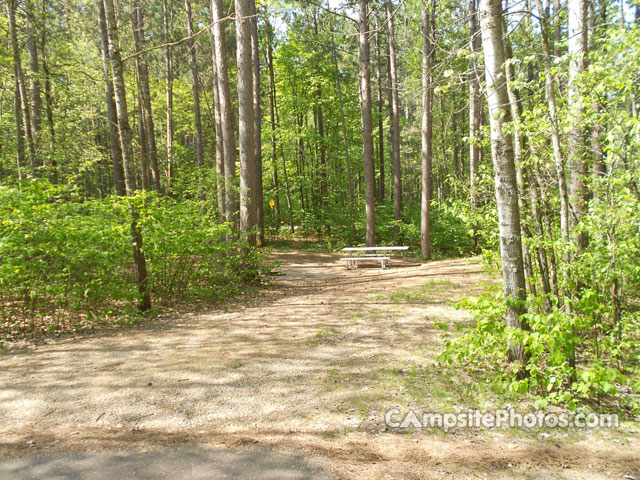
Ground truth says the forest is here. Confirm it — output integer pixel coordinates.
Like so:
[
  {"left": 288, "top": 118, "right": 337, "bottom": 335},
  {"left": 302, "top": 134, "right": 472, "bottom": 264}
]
[{"left": 1, "top": 0, "right": 640, "bottom": 466}]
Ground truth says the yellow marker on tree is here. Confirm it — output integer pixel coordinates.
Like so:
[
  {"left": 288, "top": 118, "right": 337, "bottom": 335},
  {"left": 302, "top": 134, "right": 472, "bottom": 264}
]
[{"left": 269, "top": 199, "right": 275, "bottom": 209}]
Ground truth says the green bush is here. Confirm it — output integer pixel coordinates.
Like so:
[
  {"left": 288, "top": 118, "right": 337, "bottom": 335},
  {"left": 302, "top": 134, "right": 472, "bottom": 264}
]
[{"left": 0, "top": 180, "right": 263, "bottom": 340}]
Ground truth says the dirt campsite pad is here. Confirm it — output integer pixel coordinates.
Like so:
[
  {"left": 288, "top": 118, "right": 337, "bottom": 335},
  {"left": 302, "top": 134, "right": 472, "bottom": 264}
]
[{"left": 1, "top": 246, "right": 639, "bottom": 479}]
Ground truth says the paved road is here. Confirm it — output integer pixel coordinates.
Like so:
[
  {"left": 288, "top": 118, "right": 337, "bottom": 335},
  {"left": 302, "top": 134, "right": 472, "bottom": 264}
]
[{"left": 0, "top": 447, "right": 336, "bottom": 480}]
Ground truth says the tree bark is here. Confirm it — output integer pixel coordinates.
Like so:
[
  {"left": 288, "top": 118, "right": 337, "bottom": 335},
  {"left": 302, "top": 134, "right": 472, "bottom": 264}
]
[
  {"left": 374, "top": 15, "right": 385, "bottom": 201},
  {"left": 8, "top": 0, "right": 37, "bottom": 170},
  {"left": 163, "top": 0, "right": 174, "bottom": 185},
  {"left": 97, "top": 0, "right": 125, "bottom": 195},
  {"left": 236, "top": 0, "right": 257, "bottom": 246},
  {"left": 250, "top": 0, "right": 264, "bottom": 246},
  {"left": 535, "top": 0, "right": 571, "bottom": 249},
  {"left": 567, "top": 0, "right": 589, "bottom": 249},
  {"left": 8, "top": 0, "right": 26, "bottom": 171},
  {"left": 330, "top": 20, "right": 356, "bottom": 242},
  {"left": 211, "top": 0, "right": 238, "bottom": 232},
  {"left": 478, "top": 0, "right": 527, "bottom": 363},
  {"left": 40, "top": 5, "right": 57, "bottom": 182},
  {"left": 421, "top": 4, "right": 433, "bottom": 260},
  {"left": 185, "top": 0, "right": 204, "bottom": 168},
  {"left": 101, "top": 0, "right": 150, "bottom": 312},
  {"left": 386, "top": 0, "right": 402, "bottom": 232},
  {"left": 209, "top": 27, "right": 225, "bottom": 222},
  {"left": 132, "top": 1, "right": 161, "bottom": 191},
  {"left": 469, "top": 0, "right": 482, "bottom": 249},
  {"left": 360, "top": 0, "right": 376, "bottom": 246},
  {"left": 25, "top": 0, "right": 43, "bottom": 148}
]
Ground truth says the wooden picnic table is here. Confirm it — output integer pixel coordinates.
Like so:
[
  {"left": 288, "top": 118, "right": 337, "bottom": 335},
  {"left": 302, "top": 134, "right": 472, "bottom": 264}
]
[{"left": 340, "top": 246, "right": 409, "bottom": 269}]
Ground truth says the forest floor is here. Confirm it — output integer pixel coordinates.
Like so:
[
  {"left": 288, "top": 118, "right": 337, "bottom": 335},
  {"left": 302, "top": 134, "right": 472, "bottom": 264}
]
[{"left": 1, "top": 241, "right": 638, "bottom": 479}]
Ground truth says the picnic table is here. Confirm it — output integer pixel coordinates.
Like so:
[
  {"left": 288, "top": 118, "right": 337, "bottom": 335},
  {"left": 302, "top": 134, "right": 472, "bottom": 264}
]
[{"left": 340, "top": 246, "right": 409, "bottom": 269}]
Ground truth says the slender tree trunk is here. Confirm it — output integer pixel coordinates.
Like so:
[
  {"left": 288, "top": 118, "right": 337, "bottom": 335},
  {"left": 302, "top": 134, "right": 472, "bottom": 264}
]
[
  {"left": 265, "top": 28, "right": 281, "bottom": 226},
  {"left": 25, "top": 0, "right": 42, "bottom": 148},
  {"left": 504, "top": 18, "right": 536, "bottom": 296},
  {"left": 132, "top": 1, "right": 161, "bottom": 191},
  {"left": 97, "top": 0, "right": 125, "bottom": 196},
  {"left": 40, "top": 7, "right": 57, "bottom": 182},
  {"left": 8, "top": 0, "right": 37, "bottom": 170},
  {"left": 479, "top": 0, "right": 527, "bottom": 363},
  {"left": 236, "top": 0, "right": 256, "bottom": 246},
  {"left": 185, "top": 0, "right": 204, "bottom": 168},
  {"left": 469, "top": 0, "right": 482, "bottom": 249},
  {"left": 163, "top": 0, "right": 174, "bottom": 185},
  {"left": 330, "top": 20, "right": 356, "bottom": 242},
  {"left": 375, "top": 15, "right": 385, "bottom": 201},
  {"left": 211, "top": 0, "right": 238, "bottom": 232},
  {"left": 535, "top": 0, "right": 570, "bottom": 249},
  {"left": 386, "top": 0, "right": 402, "bottom": 232},
  {"left": 8, "top": 0, "right": 26, "bottom": 171},
  {"left": 209, "top": 27, "right": 225, "bottom": 222},
  {"left": 567, "top": 0, "right": 589, "bottom": 249},
  {"left": 101, "top": 0, "right": 150, "bottom": 312},
  {"left": 135, "top": 81, "right": 150, "bottom": 190},
  {"left": 360, "top": 0, "right": 376, "bottom": 246},
  {"left": 250, "top": 0, "right": 264, "bottom": 246},
  {"left": 421, "top": 4, "right": 433, "bottom": 260}
]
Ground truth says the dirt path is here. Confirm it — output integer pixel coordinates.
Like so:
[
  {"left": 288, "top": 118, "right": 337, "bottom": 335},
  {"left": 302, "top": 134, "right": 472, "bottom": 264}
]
[{"left": 1, "top": 249, "right": 638, "bottom": 479}]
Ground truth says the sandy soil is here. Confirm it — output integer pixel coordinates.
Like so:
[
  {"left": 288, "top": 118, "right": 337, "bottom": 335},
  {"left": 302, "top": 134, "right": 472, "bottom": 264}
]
[{"left": 1, "top": 248, "right": 638, "bottom": 479}]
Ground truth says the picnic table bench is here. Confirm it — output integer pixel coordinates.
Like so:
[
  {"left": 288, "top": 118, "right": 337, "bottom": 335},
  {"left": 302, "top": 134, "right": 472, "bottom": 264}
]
[{"left": 340, "top": 246, "right": 409, "bottom": 269}]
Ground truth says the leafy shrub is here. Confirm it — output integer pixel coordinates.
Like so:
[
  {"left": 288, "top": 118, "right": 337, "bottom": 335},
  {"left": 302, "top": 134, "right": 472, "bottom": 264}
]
[{"left": 0, "top": 180, "right": 264, "bottom": 341}]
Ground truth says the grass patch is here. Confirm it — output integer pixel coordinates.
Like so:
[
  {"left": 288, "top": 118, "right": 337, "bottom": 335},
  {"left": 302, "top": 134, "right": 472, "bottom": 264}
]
[{"left": 384, "top": 279, "right": 456, "bottom": 304}]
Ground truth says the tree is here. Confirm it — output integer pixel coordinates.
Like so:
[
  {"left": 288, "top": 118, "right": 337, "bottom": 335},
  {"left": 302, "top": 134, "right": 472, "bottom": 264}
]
[
  {"left": 468, "top": 0, "right": 482, "bottom": 246},
  {"left": 185, "top": 0, "right": 204, "bottom": 168},
  {"left": 8, "top": 0, "right": 36, "bottom": 170},
  {"left": 359, "top": 0, "right": 376, "bottom": 246},
  {"left": 250, "top": 0, "right": 264, "bottom": 246},
  {"left": 236, "top": 0, "right": 257, "bottom": 246},
  {"left": 386, "top": 0, "right": 402, "bottom": 233},
  {"left": 211, "top": 0, "right": 238, "bottom": 232},
  {"left": 478, "top": 0, "right": 527, "bottom": 362},
  {"left": 132, "top": 0, "right": 161, "bottom": 191},
  {"left": 97, "top": 0, "right": 125, "bottom": 196},
  {"left": 420, "top": 2, "right": 433, "bottom": 260},
  {"left": 567, "top": 0, "right": 589, "bottom": 249},
  {"left": 163, "top": 0, "right": 174, "bottom": 184},
  {"left": 101, "top": 0, "right": 150, "bottom": 311}
]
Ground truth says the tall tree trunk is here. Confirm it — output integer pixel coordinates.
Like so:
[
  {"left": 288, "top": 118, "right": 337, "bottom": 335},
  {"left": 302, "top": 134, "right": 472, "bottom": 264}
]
[
  {"left": 8, "top": 0, "right": 26, "bottom": 171},
  {"left": 567, "top": 0, "right": 589, "bottom": 249},
  {"left": 97, "top": 0, "right": 125, "bottom": 195},
  {"left": 375, "top": 15, "right": 385, "bottom": 201},
  {"left": 163, "top": 0, "right": 174, "bottom": 185},
  {"left": 101, "top": 0, "right": 150, "bottom": 312},
  {"left": 132, "top": 1, "right": 161, "bottom": 191},
  {"left": 469, "top": 0, "right": 482, "bottom": 249},
  {"left": 421, "top": 3, "right": 433, "bottom": 260},
  {"left": 211, "top": 0, "right": 238, "bottom": 232},
  {"left": 25, "top": 0, "right": 42, "bottom": 148},
  {"left": 265, "top": 22, "right": 280, "bottom": 226},
  {"left": 209, "top": 27, "right": 225, "bottom": 222},
  {"left": 359, "top": 0, "right": 376, "bottom": 246},
  {"left": 185, "top": 0, "right": 204, "bottom": 168},
  {"left": 479, "top": 0, "right": 527, "bottom": 363},
  {"left": 8, "top": 0, "right": 37, "bottom": 170},
  {"left": 250, "top": 0, "right": 264, "bottom": 246},
  {"left": 236, "top": 0, "right": 256, "bottom": 246},
  {"left": 504, "top": 23, "right": 536, "bottom": 297},
  {"left": 386, "top": 0, "right": 402, "bottom": 232},
  {"left": 330, "top": 20, "right": 356, "bottom": 242},
  {"left": 535, "top": 0, "right": 571, "bottom": 250},
  {"left": 40, "top": 4, "right": 57, "bottom": 182}
]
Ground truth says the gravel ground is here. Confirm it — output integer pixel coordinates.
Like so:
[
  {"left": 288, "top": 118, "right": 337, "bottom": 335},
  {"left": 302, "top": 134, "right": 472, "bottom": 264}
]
[{"left": 1, "top": 248, "right": 638, "bottom": 479}]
